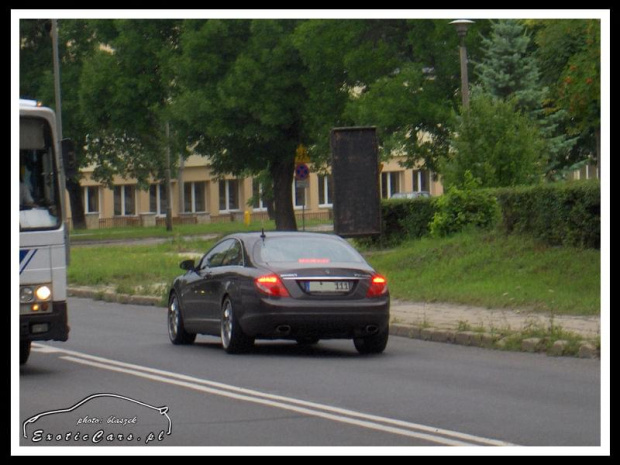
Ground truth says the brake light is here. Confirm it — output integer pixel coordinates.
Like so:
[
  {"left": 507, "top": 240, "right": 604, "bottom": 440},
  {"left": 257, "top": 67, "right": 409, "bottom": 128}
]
[
  {"left": 255, "top": 274, "right": 290, "bottom": 297},
  {"left": 366, "top": 274, "right": 388, "bottom": 297},
  {"left": 298, "top": 258, "right": 330, "bottom": 264}
]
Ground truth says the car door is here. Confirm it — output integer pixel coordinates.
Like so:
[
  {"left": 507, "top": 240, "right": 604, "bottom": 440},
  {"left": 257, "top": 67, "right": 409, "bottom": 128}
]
[
  {"left": 202, "top": 238, "right": 245, "bottom": 323},
  {"left": 182, "top": 239, "right": 234, "bottom": 332}
]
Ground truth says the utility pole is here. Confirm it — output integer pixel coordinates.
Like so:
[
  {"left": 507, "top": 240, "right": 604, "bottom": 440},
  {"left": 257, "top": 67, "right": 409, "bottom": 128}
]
[
  {"left": 165, "top": 121, "right": 173, "bottom": 231},
  {"left": 450, "top": 19, "right": 474, "bottom": 110},
  {"left": 51, "top": 19, "right": 63, "bottom": 141}
]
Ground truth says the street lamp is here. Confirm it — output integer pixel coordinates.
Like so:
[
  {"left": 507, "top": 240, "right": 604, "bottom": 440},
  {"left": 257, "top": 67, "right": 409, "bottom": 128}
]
[{"left": 450, "top": 19, "right": 474, "bottom": 109}]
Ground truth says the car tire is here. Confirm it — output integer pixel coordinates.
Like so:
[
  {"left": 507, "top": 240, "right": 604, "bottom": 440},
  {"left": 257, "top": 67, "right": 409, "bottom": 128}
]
[
  {"left": 221, "top": 297, "right": 253, "bottom": 354},
  {"left": 353, "top": 327, "right": 389, "bottom": 355},
  {"left": 168, "top": 292, "right": 196, "bottom": 345},
  {"left": 20, "top": 340, "right": 31, "bottom": 365}
]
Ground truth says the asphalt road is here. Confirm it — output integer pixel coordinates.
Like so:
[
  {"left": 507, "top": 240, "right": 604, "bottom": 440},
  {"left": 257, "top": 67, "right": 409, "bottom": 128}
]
[{"left": 18, "top": 297, "right": 601, "bottom": 451}]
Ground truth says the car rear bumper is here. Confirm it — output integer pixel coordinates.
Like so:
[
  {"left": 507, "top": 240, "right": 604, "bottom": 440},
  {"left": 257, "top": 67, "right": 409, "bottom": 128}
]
[{"left": 239, "top": 296, "right": 390, "bottom": 340}]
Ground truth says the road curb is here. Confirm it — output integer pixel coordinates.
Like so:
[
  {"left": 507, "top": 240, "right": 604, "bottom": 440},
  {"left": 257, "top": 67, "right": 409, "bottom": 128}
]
[
  {"left": 69, "top": 287, "right": 162, "bottom": 306},
  {"left": 389, "top": 324, "right": 599, "bottom": 359}
]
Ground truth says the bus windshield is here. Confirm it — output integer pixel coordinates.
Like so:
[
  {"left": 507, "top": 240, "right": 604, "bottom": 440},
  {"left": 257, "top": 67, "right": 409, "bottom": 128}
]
[{"left": 20, "top": 117, "right": 61, "bottom": 230}]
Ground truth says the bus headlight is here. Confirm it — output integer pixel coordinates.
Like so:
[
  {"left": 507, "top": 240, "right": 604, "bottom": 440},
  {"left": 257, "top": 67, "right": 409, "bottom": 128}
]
[
  {"left": 20, "top": 287, "right": 34, "bottom": 303},
  {"left": 35, "top": 285, "right": 52, "bottom": 301}
]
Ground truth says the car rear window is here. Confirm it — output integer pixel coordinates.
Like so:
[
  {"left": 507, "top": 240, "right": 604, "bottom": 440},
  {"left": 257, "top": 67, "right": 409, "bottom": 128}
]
[{"left": 255, "top": 236, "right": 365, "bottom": 265}]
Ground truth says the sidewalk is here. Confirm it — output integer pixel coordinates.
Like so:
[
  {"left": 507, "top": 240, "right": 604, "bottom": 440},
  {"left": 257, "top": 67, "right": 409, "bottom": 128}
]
[
  {"left": 67, "top": 285, "right": 600, "bottom": 358},
  {"left": 389, "top": 299, "right": 600, "bottom": 358}
]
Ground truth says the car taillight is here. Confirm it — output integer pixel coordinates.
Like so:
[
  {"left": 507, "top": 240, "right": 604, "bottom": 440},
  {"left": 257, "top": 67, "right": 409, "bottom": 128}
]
[
  {"left": 366, "top": 274, "right": 388, "bottom": 297},
  {"left": 255, "top": 274, "right": 290, "bottom": 297}
]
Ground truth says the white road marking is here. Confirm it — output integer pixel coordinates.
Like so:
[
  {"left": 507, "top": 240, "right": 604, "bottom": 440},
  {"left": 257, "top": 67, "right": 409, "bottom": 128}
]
[{"left": 32, "top": 344, "right": 516, "bottom": 447}]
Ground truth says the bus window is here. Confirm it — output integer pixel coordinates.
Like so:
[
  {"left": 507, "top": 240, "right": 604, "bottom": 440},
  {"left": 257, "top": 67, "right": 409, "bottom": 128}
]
[{"left": 19, "top": 118, "right": 61, "bottom": 230}]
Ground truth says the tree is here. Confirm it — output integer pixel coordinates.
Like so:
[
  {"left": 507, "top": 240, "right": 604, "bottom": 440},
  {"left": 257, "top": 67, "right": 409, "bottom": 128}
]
[
  {"left": 173, "top": 19, "right": 306, "bottom": 231},
  {"left": 79, "top": 19, "right": 182, "bottom": 187},
  {"left": 474, "top": 19, "right": 577, "bottom": 180},
  {"left": 445, "top": 93, "right": 546, "bottom": 189},
  {"left": 302, "top": 19, "right": 489, "bottom": 176},
  {"left": 533, "top": 19, "right": 601, "bottom": 166},
  {"left": 475, "top": 19, "right": 543, "bottom": 111}
]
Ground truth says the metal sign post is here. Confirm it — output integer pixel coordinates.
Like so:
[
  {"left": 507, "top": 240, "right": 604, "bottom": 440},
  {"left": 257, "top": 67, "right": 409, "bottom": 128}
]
[{"left": 295, "top": 163, "right": 310, "bottom": 231}]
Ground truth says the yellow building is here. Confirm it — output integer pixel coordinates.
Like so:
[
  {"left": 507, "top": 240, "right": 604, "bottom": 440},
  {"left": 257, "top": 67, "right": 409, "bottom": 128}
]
[{"left": 70, "top": 154, "right": 444, "bottom": 229}]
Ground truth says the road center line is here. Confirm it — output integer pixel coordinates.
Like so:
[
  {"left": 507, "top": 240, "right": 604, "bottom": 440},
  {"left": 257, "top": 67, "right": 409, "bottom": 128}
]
[{"left": 34, "top": 344, "right": 515, "bottom": 447}]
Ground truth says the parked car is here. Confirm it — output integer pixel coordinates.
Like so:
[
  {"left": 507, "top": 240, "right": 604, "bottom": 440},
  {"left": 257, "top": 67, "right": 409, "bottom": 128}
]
[
  {"left": 390, "top": 191, "right": 431, "bottom": 199},
  {"left": 167, "top": 231, "right": 390, "bottom": 354}
]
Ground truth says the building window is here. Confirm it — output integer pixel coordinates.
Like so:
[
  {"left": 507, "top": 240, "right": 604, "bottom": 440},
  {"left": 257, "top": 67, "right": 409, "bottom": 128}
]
[
  {"left": 113, "top": 185, "right": 136, "bottom": 216},
  {"left": 149, "top": 184, "right": 169, "bottom": 215},
  {"left": 219, "top": 179, "right": 239, "bottom": 212},
  {"left": 184, "top": 181, "right": 206, "bottom": 213},
  {"left": 293, "top": 179, "right": 307, "bottom": 208},
  {"left": 252, "top": 180, "right": 267, "bottom": 211},
  {"left": 83, "top": 186, "right": 99, "bottom": 214},
  {"left": 381, "top": 172, "right": 400, "bottom": 199},
  {"left": 318, "top": 175, "right": 333, "bottom": 207},
  {"left": 412, "top": 169, "right": 430, "bottom": 192}
]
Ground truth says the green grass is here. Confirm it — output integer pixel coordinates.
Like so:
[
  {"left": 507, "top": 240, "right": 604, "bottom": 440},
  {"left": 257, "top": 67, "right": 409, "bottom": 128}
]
[
  {"left": 67, "top": 236, "right": 219, "bottom": 294},
  {"left": 69, "top": 220, "right": 279, "bottom": 243},
  {"left": 68, "top": 224, "right": 601, "bottom": 317},
  {"left": 360, "top": 230, "right": 600, "bottom": 316}
]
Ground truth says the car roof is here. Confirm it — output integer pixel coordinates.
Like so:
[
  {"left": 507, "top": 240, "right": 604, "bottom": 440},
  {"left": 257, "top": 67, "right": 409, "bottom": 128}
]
[
  {"left": 223, "top": 230, "right": 348, "bottom": 247},
  {"left": 228, "top": 230, "right": 342, "bottom": 241}
]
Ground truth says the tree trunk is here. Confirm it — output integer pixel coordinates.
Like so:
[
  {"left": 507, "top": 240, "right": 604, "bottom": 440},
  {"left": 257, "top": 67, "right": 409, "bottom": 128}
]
[
  {"left": 62, "top": 140, "right": 86, "bottom": 230},
  {"left": 66, "top": 180, "right": 86, "bottom": 230},
  {"left": 270, "top": 157, "right": 297, "bottom": 231}
]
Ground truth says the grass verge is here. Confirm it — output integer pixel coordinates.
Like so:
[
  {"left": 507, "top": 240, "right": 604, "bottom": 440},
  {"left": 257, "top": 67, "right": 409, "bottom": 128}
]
[{"left": 360, "top": 229, "right": 600, "bottom": 316}]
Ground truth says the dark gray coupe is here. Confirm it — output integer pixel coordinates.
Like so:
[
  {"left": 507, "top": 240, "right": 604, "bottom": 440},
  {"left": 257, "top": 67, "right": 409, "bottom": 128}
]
[{"left": 167, "top": 231, "right": 390, "bottom": 354}]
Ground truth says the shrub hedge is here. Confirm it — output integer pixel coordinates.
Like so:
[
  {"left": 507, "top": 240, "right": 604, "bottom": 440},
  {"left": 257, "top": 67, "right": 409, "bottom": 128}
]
[
  {"left": 429, "top": 183, "right": 500, "bottom": 238},
  {"left": 494, "top": 180, "right": 600, "bottom": 249},
  {"left": 376, "top": 180, "right": 600, "bottom": 249},
  {"left": 377, "top": 197, "right": 438, "bottom": 245}
]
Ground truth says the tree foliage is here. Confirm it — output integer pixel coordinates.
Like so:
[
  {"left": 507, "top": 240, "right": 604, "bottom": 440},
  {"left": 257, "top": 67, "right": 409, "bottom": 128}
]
[
  {"left": 533, "top": 19, "right": 601, "bottom": 163},
  {"left": 79, "top": 19, "right": 181, "bottom": 187},
  {"left": 173, "top": 19, "right": 307, "bottom": 230},
  {"left": 475, "top": 19, "right": 543, "bottom": 111},
  {"left": 468, "top": 19, "right": 580, "bottom": 182},
  {"left": 445, "top": 93, "right": 546, "bottom": 189}
]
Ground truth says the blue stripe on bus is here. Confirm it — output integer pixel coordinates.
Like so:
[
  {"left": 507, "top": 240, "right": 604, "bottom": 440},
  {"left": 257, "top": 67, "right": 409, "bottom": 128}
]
[{"left": 19, "top": 249, "right": 37, "bottom": 274}]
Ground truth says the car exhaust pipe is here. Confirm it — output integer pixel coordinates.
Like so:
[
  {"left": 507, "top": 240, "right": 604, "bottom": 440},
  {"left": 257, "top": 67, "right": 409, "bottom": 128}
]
[
  {"left": 365, "top": 325, "right": 379, "bottom": 335},
  {"left": 276, "top": 325, "right": 292, "bottom": 335}
]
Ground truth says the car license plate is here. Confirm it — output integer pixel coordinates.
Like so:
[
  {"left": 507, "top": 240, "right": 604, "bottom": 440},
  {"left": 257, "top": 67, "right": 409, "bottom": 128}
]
[{"left": 304, "top": 281, "right": 351, "bottom": 293}]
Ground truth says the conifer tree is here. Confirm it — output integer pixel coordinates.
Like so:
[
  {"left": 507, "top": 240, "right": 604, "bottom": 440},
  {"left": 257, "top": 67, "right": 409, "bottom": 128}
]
[
  {"left": 475, "top": 19, "right": 542, "bottom": 111},
  {"left": 474, "top": 19, "right": 575, "bottom": 180}
]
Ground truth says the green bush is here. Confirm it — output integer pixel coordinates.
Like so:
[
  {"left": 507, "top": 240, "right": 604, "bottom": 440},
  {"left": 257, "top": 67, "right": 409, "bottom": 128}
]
[
  {"left": 354, "top": 197, "right": 437, "bottom": 247},
  {"left": 429, "top": 172, "right": 500, "bottom": 237},
  {"left": 495, "top": 180, "right": 600, "bottom": 249},
  {"left": 382, "top": 197, "right": 437, "bottom": 241},
  {"left": 365, "top": 177, "right": 599, "bottom": 250}
]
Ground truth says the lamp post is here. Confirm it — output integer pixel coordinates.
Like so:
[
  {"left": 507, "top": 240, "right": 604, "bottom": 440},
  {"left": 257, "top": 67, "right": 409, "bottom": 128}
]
[{"left": 450, "top": 19, "right": 474, "bottom": 109}]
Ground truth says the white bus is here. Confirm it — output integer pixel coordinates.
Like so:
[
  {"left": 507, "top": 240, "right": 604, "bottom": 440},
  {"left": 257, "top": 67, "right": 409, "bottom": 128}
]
[{"left": 19, "top": 99, "right": 70, "bottom": 364}]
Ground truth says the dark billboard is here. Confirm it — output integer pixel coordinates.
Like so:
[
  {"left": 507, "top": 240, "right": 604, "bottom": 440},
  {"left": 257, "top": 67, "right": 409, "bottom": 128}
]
[{"left": 330, "top": 127, "right": 382, "bottom": 238}]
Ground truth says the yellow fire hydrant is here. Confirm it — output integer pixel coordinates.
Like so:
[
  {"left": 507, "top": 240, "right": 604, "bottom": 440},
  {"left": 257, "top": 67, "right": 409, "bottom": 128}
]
[{"left": 244, "top": 209, "right": 251, "bottom": 226}]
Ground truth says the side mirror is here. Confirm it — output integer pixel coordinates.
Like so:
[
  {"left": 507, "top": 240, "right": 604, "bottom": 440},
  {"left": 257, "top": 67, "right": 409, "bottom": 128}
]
[{"left": 180, "top": 259, "right": 196, "bottom": 271}]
